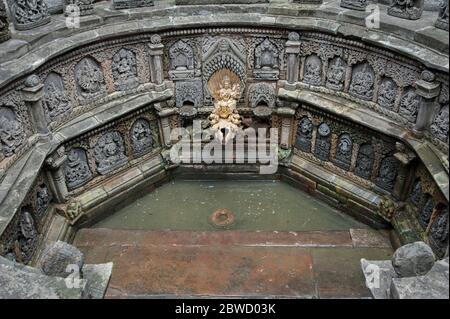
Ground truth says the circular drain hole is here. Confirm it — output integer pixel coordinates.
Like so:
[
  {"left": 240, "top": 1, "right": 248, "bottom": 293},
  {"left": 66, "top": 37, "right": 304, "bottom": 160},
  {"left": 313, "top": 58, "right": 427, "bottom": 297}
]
[{"left": 209, "top": 209, "right": 236, "bottom": 229}]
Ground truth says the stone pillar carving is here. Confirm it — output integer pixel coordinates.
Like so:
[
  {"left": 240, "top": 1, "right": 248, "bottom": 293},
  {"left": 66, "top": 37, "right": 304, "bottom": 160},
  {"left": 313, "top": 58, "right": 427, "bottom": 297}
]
[
  {"left": 387, "top": 0, "right": 424, "bottom": 20},
  {"left": 22, "top": 75, "right": 50, "bottom": 139},
  {"left": 0, "top": 0, "right": 10, "bottom": 43},
  {"left": 340, "top": 0, "right": 368, "bottom": 11},
  {"left": 7, "top": 0, "right": 51, "bottom": 30},
  {"left": 413, "top": 71, "right": 440, "bottom": 138},
  {"left": 64, "top": 0, "right": 94, "bottom": 16},
  {"left": 393, "top": 143, "right": 416, "bottom": 201},
  {"left": 148, "top": 34, "right": 165, "bottom": 86},
  {"left": 45, "top": 147, "right": 69, "bottom": 204},
  {"left": 285, "top": 32, "right": 301, "bottom": 87},
  {"left": 155, "top": 103, "right": 177, "bottom": 147},
  {"left": 276, "top": 101, "right": 298, "bottom": 150},
  {"left": 112, "top": 0, "right": 154, "bottom": 9},
  {"left": 435, "top": 0, "right": 449, "bottom": 31}
]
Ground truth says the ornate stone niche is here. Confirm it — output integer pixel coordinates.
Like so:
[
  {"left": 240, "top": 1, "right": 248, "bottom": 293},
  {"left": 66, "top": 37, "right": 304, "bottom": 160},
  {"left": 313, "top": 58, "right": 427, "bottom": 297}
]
[
  {"left": 326, "top": 57, "right": 346, "bottom": 91},
  {"left": 399, "top": 88, "right": 420, "bottom": 123},
  {"left": 74, "top": 57, "right": 106, "bottom": 102},
  {"left": 18, "top": 210, "right": 39, "bottom": 264},
  {"left": 429, "top": 207, "right": 449, "bottom": 258},
  {"left": 93, "top": 131, "right": 128, "bottom": 175},
  {"left": 295, "top": 117, "right": 313, "bottom": 153},
  {"left": 354, "top": 143, "right": 374, "bottom": 179},
  {"left": 419, "top": 196, "right": 434, "bottom": 229},
  {"left": 334, "top": 133, "right": 353, "bottom": 171},
  {"left": 7, "top": 0, "right": 51, "bottom": 31},
  {"left": 409, "top": 179, "right": 423, "bottom": 206},
  {"left": 349, "top": 63, "right": 375, "bottom": 101},
  {"left": 175, "top": 80, "right": 203, "bottom": 109},
  {"left": 64, "top": 0, "right": 93, "bottom": 16},
  {"left": 375, "top": 156, "right": 399, "bottom": 192},
  {"left": 64, "top": 147, "right": 93, "bottom": 190},
  {"left": 248, "top": 82, "right": 276, "bottom": 118},
  {"left": 0, "top": 106, "right": 25, "bottom": 158},
  {"left": 303, "top": 55, "right": 322, "bottom": 86},
  {"left": 35, "top": 184, "right": 51, "bottom": 221},
  {"left": 340, "top": 0, "right": 368, "bottom": 11},
  {"left": 314, "top": 123, "right": 332, "bottom": 161},
  {"left": 435, "top": 0, "right": 449, "bottom": 31},
  {"left": 112, "top": 0, "right": 154, "bottom": 9},
  {"left": 0, "top": 0, "right": 10, "bottom": 43},
  {"left": 169, "top": 40, "right": 196, "bottom": 80},
  {"left": 112, "top": 48, "right": 139, "bottom": 91},
  {"left": 253, "top": 38, "right": 280, "bottom": 80},
  {"left": 377, "top": 78, "right": 398, "bottom": 109},
  {"left": 43, "top": 72, "right": 72, "bottom": 121},
  {"left": 131, "top": 118, "right": 154, "bottom": 157},
  {"left": 388, "top": 0, "right": 424, "bottom": 20}
]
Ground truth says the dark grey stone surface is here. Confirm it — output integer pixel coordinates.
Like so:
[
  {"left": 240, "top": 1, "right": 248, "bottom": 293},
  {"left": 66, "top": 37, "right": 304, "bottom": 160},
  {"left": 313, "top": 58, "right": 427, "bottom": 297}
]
[
  {"left": 392, "top": 241, "right": 436, "bottom": 277},
  {"left": 38, "top": 241, "right": 85, "bottom": 278}
]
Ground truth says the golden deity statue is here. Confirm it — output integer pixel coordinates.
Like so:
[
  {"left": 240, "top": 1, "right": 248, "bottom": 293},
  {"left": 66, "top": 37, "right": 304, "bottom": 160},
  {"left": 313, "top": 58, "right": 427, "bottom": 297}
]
[{"left": 208, "top": 70, "right": 242, "bottom": 144}]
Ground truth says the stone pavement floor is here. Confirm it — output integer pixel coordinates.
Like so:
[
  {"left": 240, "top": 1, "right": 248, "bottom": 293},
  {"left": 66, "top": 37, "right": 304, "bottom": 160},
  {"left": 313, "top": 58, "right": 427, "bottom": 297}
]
[{"left": 73, "top": 228, "right": 393, "bottom": 299}]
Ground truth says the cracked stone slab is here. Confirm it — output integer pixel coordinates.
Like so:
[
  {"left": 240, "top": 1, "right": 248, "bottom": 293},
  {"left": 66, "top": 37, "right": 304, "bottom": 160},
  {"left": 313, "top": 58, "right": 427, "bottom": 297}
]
[
  {"left": 350, "top": 229, "right": 392, "bottom": 248},
  {"left": 83, "top": 262, "right": 114, "bottom": 299}
]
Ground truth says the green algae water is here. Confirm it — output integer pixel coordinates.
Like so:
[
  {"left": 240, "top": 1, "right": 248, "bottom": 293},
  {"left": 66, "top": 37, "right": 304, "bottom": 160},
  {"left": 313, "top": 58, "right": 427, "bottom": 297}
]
[{"left": 92, "top": 180, "right": 368, "bottom": 231}]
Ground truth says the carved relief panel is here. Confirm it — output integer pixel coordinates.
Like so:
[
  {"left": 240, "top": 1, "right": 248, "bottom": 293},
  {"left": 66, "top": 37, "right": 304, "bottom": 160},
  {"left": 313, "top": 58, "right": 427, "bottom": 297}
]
[
  {"left": 0, "top": 106, "right": 25, "bottom": 158},
  {"left": 314, "top": 123, "right": 332, "bottom": 161},
  {"left": 64, "top": 147, "right": 93, "bottom": 190},
  {"left": 295, "top": 117, "right": 313, "bottom": 153},
  {"left": 354, "top": 143, "right": 374, "bottom": 179},
  {"left": 43, "top": 72, "right": 72, "bottom": 121},
  {"left": 303, "top": 55, "right": 322, "bottom": 86},
  {"left": 112, "top": 48, "right": 139, "bottom": 91},
  {"left": 93, "top": 131, "right": 128, "bottom": 175},
  {"left": 349, "top": 63, "right": 375, "bottom": 101},
  {"left": 326, "top": 57, "right": 346, "bottom": 91},
  {"left": 74, "top": 57, "right": 106, "bottom": 102},
  {"left": 375, "top": 156, "right": 399, "bottom": 192}
]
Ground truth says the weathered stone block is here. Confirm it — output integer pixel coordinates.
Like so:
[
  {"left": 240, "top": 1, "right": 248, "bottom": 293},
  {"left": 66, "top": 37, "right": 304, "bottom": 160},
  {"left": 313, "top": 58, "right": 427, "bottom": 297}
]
[
  {"left": 391, "top": 241, "right": 435, "bottom": 277},
  {"left": 37, "top": 240, "right": 85, "bottom": 278}
]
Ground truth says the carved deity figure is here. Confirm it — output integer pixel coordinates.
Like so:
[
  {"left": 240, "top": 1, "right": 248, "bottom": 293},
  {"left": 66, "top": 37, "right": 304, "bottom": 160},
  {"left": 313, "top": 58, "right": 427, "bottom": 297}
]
[
  {"left": 36, "top": 184, "right": 51, "bottom": 220},
  {"left": 255, "top": 39, "right": 279, "bottom": 70},
  {"left": 376, "top": 156, "right": 399, "bottom": 191},
  {"left": 419, "top": 198, "right": 434, "bottom": 229},
  {"left": 0, "top": 0, "right": 10, "bottom": 43},
  {"left": 430, "top": 104, "right": 449, "bottom": 143},
  {"left": 0, "top": 107, "right": 25, "bottom": 157},
  {"left": 326, "top": 57, "right": 346, "bottom": 91},
  {"left": 170, "top": 40, "right": 194, "bottom": 71},
  {"left": 303, "top": 55, "right": 322, "bottom": 86},
  {"left": 378, "top": 78, "right": 398, "bottom": 109},
  {"left": 388, "top": 0, "right": 424, "bottom": 20},
  {"left": 43, "top": 74, "right": 71, "bottom": 120},
  {"left": 64, "top": 148, "right": 92, "bottom": 190},
  {"left": 409, "top": 180, "right": 423, "bottom": 206},
  {"left": 75, "top": 58, "right": 105, "bottom": 99},
  {"left": 8, "top": 0, "right": 50, "bottom": 30},
  {"left": 208, "top": 71, "right": 242, "bottom": 144},
  {"left": 296, "top": 117, "right": 313, "bottom": 153},
  {"left": 435, "top": 0, "right": 449, "bottom": 31},
  {"left": 18, "top": 210, "right": 38, "bottom": 264},
  {"left": 94, "top": 131, "right": 128, "bottom": 175},
  {"left": 430, "top": 209, "right": 449, "bottom": 251},
  {"left": 314, "top": 123, "right": 331, "bottom": 161},
  {"left": 112, "top": 49, "right": 138, "bottom": 91},
  {"left": 131, "top": 119, "right": 153, "bottom": 156},
  {"left": 399, "top": 89, "right": 420, "bottom": 122},
  {"left": 334, "top": 134, "right": 353, "bottom": 171},
  {"left": 349, "top": 63, "right": 374, "bottom": 100},
  {"left": 354, "top": 144, "right": 374, "bottom": 179}
]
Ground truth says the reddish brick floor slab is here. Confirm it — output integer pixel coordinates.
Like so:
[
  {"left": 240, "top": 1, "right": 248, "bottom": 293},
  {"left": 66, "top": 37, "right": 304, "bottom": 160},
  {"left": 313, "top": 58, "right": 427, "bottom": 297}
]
[{"left": 73, "top": 228, "right": 393, "bottom": 298}]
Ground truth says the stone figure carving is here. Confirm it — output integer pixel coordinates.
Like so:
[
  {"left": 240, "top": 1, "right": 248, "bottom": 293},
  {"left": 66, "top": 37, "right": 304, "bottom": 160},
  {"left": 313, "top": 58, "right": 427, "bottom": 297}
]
[
  {"left": 326, "top": 57, "right": 346, "bottom": 91},
  {"left": 378, "top": 78, "right": 398, "bottom": 109},
  {"left": 430, "top": 208, "right": 449, "bottom": 255},
  {"left": 354, "top": 144, "right": 374, "bottom": 179},
  {"left": 7, "top": 0, "right": 51, "bottom": 31},
  {"left": 112, "top": 0, "right": 154, "bottom": 9},
  {"left": 340, "top": 0, "right": 368, "bottom": 11},
  {"left": 0, "top": 107, "right": 25, "bottom": 158},
  {"left": 409, "top": 180, "right": 423, "bottom": 206},
  {"left": 375, "top": 156, "right": 399, "bottom": 191},
  {"left": 388, "top": 0, "right": 424, "bottom": 20},
  {"left": 43, "top": 72, "right": 71, "bottom": 120},
  {"left": 94, "top": 131, "right": 128, "bottom": 175},
  {"left": 175, "top": 80, "right": 203, "bottom": 108},
  {"left": 296, "top": 117, "right": 313, "bottom": 153},
  {"left": 36, "top": 184, "right": 51, "bottom": 220},
  {"left": 64, "top": 148, "right": 93, "bottom": 190},
  {"left": 430, "top": 104, "right": 449, "bottom": 143},
  {"left": 248, "top": 83, "right": 276, "bottom": 108},
  {"left": 18, "top": 210, "right": 38, "bottom": 264},
  {"left": 112, "top": 48, "right": 139, "bottom": 91},
  {"left": 399, "top": 88, "right": 420, "bottom": 123},
  {"left": 0, "top": 0, "right": 10, "bottom": 43},
  {"left": 64, "top": 0, "right": 93, "bottom": 16},
  {"left": 169, "top": 40, "right": 195, "bottom": 80},
  {"left": 131, "top": 118, "right": 153, "bottom": 156},
  {"left": 334, "top": 134, "right": 353, "bottom": 171},
  {"left": 303, "top": 55, "right": 322, "bottom": 86},
  {"left": 254, "top": 38, "right": 280, "bottom": 80},
  {"left": 349, "top": 63, "right": 375, "bottom": 101},
  {"left": 314, "top": 123, "right": 331, "bottom": 161},
  {"left": 419, "top": 197, "right": 434, "bottom": 229},
  {"left": 75, "top": 57, "right": 105, "bottom": 100},
  {"left": 435, "top": 0, "right": 449, "bottom": 31},
  {"left": 208, "top": 70, "right": 242, "bottom": 144}
]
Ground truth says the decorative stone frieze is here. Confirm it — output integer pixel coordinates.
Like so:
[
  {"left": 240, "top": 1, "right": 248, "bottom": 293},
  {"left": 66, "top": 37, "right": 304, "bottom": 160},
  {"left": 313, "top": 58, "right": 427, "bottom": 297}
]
[
  {"left": 175, "top": 80, "right": 203, "bottom": 108},
  {"left": 64, "top": 0, "right": 93, "bottom": 16},
  {"left": 112, "top": 0, "right": 154, "bottom": 10},
  {"left": 340, "top": 0, "right": 368, "bottom": 11},
  {"left": 388, "top": 0, "right": 424, "bottom": 20},
  {"left": 0, "top": 0, "right": 10, "bottom": 43},
  {"left": 435, "top": 0, "right": 449, "bottom": 31},
  {"left": 7, "top": 0, "right": 51, "bottom": 31}
]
